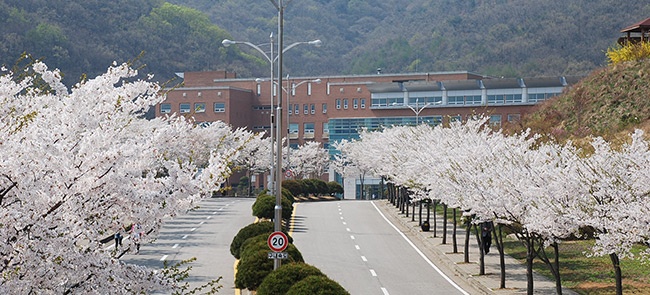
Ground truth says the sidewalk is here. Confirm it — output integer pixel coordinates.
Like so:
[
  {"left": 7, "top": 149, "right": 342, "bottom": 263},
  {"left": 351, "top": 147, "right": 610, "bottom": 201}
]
[{"left": 374, "top": 200, "right": 578, "bottom": 295}]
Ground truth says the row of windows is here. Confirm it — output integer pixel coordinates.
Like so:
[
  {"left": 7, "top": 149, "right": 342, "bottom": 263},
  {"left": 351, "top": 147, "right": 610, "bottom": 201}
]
[
  {"left": 370, "top": 92, "right": 559, "bottom": 108},
  {"left": 335, "top": 98, "right": 366, "bottom": 110},
  {"left": 289, "top": 122, "right": 330, "bottom": 135},
  {"left": 160, "top": 102, "right": 225, "bottom": 114}
]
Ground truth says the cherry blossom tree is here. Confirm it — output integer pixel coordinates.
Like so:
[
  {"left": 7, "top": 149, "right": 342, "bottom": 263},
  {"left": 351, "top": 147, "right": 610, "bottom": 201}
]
[
  {"left": 288, "top": 141, "right": 329, "bottom": 179},
  {"left": 0, "top": 62, "right": 254, "bottom": 293}
]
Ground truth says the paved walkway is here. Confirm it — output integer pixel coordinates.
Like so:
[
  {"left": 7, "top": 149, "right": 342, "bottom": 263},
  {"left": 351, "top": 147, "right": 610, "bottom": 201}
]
[{"left": 374, "top": 199, "right": 578, "bottom": 295}]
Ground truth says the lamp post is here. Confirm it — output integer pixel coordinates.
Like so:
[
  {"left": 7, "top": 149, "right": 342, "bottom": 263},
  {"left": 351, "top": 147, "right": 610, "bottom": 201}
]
[
  {"left": 224, "top": 0, "right": 320, "bottom": 269},
  {"left": 222, "top": 37, "right": 321, "bottom": 195},
  {"left": 405, "top": 98, "right": 438, "bottom": 125}
]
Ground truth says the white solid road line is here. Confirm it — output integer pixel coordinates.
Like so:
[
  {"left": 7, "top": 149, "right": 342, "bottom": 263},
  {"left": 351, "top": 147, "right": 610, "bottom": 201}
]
[{"left": 371, "top": 201, "right": 470, "bottom": 295}]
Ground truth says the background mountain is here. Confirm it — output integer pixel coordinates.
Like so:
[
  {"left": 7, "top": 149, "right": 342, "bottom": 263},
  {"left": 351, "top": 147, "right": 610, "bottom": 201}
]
[{"left": 1, "top": 0, "right": 649, "bottom": 86}]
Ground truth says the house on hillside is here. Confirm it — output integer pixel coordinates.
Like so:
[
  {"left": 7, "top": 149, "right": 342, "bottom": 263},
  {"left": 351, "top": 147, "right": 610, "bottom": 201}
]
[{"left": 619, "top": 17, "right": 650, "bottom": 45}]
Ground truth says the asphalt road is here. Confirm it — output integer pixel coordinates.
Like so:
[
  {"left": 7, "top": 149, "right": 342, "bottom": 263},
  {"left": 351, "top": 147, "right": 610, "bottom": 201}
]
[
  {"left": 291, "top": 200, "right": 471, "bottom": 295},
  {"left": 121, "top": 197, "right": 256, "bottom": 293}
]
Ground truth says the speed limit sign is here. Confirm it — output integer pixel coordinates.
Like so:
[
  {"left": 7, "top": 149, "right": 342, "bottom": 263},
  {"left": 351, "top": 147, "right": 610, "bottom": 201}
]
[{"left": 267, "top": 231, "right": 288, "bottom": 252}]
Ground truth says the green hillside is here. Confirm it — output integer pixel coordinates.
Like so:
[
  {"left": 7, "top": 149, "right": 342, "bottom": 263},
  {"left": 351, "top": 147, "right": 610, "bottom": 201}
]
[
  {"left": 1, "top": 0, "right": 649, "bottom": 86},
  {"left": 520, "top": 59, "right": 650, "bottom": 145}
]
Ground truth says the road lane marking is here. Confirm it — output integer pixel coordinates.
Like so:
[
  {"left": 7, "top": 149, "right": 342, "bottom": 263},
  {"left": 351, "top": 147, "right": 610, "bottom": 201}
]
[
  {"left": 340, "top": 216, "right": 344, "bottom": 220},
  {"left": 370, "top": 269, "right": 377, "bottom": 277},
  {"left": 381, "top": 287, "right": 390, "bottom": 295},
  {"left": 172, "top": 244, "right": 179, "bottom": 249},
  {"left": 182, "top": 235, "right": 188, "bottom": 239},
  {"left": 342, "top": 221, "right": 347, "bottom": 225},
  {"left": 199, "top": 221, "right": 205, "bottom": 225},
  {"left": 361, "top": 256, "right": 367, "bottom": 262},
  {"left": 350, "top": 235, "right": 355, "bottom": 240},
  {"left": 371, "top": 201, "right": 470, "bottom": 295},
  {"left": 160, "top": 255, "right": 168, "bottom": 261},
  {"left": 346, "top": 228, "right": 351, "bottom": 232},
  {"left": 206, "top": 216, "right": 211, "bottom": 219},
  {"left": 190, "top": 227, "right": 197, "bottom": 232},
  {"left": 355, "top": 245, "right": 360, "bottom": 250}
]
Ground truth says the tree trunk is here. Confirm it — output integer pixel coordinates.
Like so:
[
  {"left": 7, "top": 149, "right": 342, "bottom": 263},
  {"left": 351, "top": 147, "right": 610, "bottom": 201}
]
[
  {"left": 610, "top": 253, "right": 623, "bottom": 295},
  {"left": 493, "top": 224, "right": 506, "bottom": 289},
  {"left": 452, "top": 208, "right": 458, "bottom": 253},
  {"left": 525, "top": 237, "right": 535, "bottom": 295},
  {"left": 464, "top": 218, "right": 471, "bottom": 263},
  {"left": 418, "top": 202, "right": 423, "bottom": 226},
  {"left": 475, "top": 224, "right": 485, "bottom": 275},
  {"left": 433, "top": 200, "right": 438, "bottom": 237},
  {"left": 553, "top": 243, "right": 562, "bottom": 295},
  {"left": 442, "top": 204, "right": 448, "bottom": 244},
  {"left": 411, "top": 202, "right": 416, "bottom": 222}
]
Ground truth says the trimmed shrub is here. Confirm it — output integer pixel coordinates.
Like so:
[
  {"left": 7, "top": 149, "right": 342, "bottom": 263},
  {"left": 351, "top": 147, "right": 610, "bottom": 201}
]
[
  {"left": 252, "top": 193, "right": 294, "bottom": 220},
  {"left": 312, "top": 178, "right": 329, "bottom": 196},
  {"left": 282, "top": 187, "right": 295, "bottom": 204},
  {"left": 235, "top": 234, "right": 304, "bottom": 291},
  {"left": 257, "top": 262, "right": 325, "bottom": 295},
  {"left": 327, "top": 181, "right": 343, "bottom": 196},
  {"left": 300, "top": 179, "right": 317, "bottom": 196},
  {"left": 282, "top": 179, "right": 302, "bottom": 197},
  {"left": 285, "top": 275, "right": 350, "bottom": 295},
  {"left": 230, "top": 221, "right": 274, "bottom": 259}
]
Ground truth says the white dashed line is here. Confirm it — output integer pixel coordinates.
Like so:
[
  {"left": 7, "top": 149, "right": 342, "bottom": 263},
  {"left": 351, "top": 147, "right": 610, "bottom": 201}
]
[
  {"left": 370, "top": 269, "right": 377, "bottom": 277},
  {"left": 199, "top": 221, "right": 205, "bottom": 225},
  {"left": 355, "top": 245, "right": 360, "bottom": 250},
  {"left": 346, "top": 228, "right": 351, "bottom": 232},
  {"left": 361, "top": 256, "right": 367, "bottom": 262},
  {"left": 342, "top": 221, "right": 347, "bottom": 225},
  {"left": 160, "top": 255, "right": 168, "bottom": 261},
  {"left": 172, "top": 244, "right": 179, "bottom": 249},
  {"left": 182, "top": 235, "right": 188, "bottom": 239},
  {"left": 381, "top": 287, "right": 390, "bottom": 295},
  {"left": 190, "top": 227, "right": 197, "bottom": 232},
  {"left": 206, "top": 216, "right": 211, "bottom": 219},
  {"left": 350, "top": 235, "right": 355, "bottom": 240}
]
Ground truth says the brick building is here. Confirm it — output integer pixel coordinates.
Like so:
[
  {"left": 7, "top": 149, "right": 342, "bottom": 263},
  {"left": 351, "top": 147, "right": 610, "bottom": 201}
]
[{"left": 157, "top": 70, "right": 580, "bottom": 198}]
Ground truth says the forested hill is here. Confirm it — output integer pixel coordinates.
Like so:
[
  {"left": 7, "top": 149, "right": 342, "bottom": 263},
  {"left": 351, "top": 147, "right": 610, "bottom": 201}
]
[{"left": 1, "top": 0, "right": 649, "bottom": 86}]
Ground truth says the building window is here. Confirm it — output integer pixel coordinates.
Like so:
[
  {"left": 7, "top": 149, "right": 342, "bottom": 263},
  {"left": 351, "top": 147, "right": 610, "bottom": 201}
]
[
  {"left": 214, "top": 102, "right": 225, "bottom": 113},
  {"left": 360, "top": 99, "right": 366, "bottom": 109},
  {"left": 450, "top": 115, "right": 462, "bottom": 123},
  {"left": 289, "top": 123, "right": 299, "bottom": 134},
  {"left": 505, "top": 94, "right": 523, "bottom": 104},
  {"left": 507, "top": 114, "right": 521, "bottom": 122},
  {"left": 294, "top": 104, "right": 299, "bottom": 115},
  {"left": 310, "top": 104, "right": 315, "bottom": 114},
  {"left": 304, "top": 104, "right": 309, "bottom": 115},
  {"left": 489, "top": 114, "right": 502, "bottom": 128},
  {"left": 322, "top": 103, "right": 328, "bottom": 113},
  {"left": 160, "top": 103, "right": 171, "bottom": 114},
  {"left": 323, "top": 122, "right": 329, "bottom": 134},
  {"left": 343, "top": 99, "right": 349, "bottom": 109},
  {"left": 336, "top": 99, "right": 341, "bottom": 109},
  {"left": 288, "top": 105, "right": 292, "bottom": 115},
  {"left": 353, "top": 98, "right": 358, "bottom": 109},
  {"left": 304, "top": 123, "right": 315, "bottom": 133},
  {"left": 487, "top": 95, "right": 505, "bottom": 105},
  {"left": 466, "top": 95, "right": 482, "bottom": 105},
  {"left": 180, "top": 103, "right": 191, "bottom": 113},
  {"left": 194, "top": 103, "right": 206, "bottom": 113}
]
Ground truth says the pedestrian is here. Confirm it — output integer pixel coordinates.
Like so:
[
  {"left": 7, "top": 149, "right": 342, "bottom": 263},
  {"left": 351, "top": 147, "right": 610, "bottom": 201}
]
[
  {"left": 131, "top": 223, "right": 143, "bottom": 254},
  {"left": 114, "top": 231, "right": 122, "bottom": 250},
  {"left": 481, "top": 221, "right": 493, "bottom": 254}
]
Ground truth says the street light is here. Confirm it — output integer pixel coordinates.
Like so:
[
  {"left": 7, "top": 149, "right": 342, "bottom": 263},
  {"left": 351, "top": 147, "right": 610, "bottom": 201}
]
[
  {"left": 404, "top": 98, "right": 441, "bottom": 124},
  {"left": 222, "top": 36, "right": 321, "bottom": 195}
]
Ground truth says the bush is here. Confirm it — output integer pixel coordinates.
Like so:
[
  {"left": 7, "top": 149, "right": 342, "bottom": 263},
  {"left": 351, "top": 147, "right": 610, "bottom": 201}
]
[
  {"left": 230, "top": 221, "right": 274, "bottom": 259},
  {"left": 256, "top": 262, "right": 325, "bottom": 295},
  {"left": 252, "top": 193, "right": 293, "bottom": 220},
  {"left": 312, "top": 179, "right": 329, "bottom": 196},
  {"left": 282, "top": 179, "right": 303, "bottom": 197},
  {"left": 606, "top": 41, "right": 650, "bottom": 64},
  {"left": 235, "top": 234, "right": 304, "bottom": 291},
  {"left": 285, "top": 275, "right": 350, "bottom": 295},
  {"left": 300, "top": 179, "right": 317, "bottom": 196},
  {"left": 327, "top": 181, "right": 343, "bottom": 196},
  {"left": 282, "top": 187, "right": 295, "bottom": 204}
]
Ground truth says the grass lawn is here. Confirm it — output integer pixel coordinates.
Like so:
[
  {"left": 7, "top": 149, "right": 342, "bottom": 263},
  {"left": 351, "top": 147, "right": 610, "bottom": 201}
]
[{"left": 502, "top": 238, "right": 650, "bottom": 294}]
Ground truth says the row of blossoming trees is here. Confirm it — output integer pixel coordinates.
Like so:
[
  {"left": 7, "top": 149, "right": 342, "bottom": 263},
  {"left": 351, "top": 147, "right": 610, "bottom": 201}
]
[
  {"left": 0, "top": 62, "right": 269, "bottom": 293},
  {"left": 333, "top": 118, "right": 650, "bottom": 295}
]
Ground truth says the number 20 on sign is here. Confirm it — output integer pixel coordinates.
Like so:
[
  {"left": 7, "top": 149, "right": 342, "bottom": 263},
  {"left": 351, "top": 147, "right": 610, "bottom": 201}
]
[{"left": 267, "top": 231, "right": 288, "bottom": 252}]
